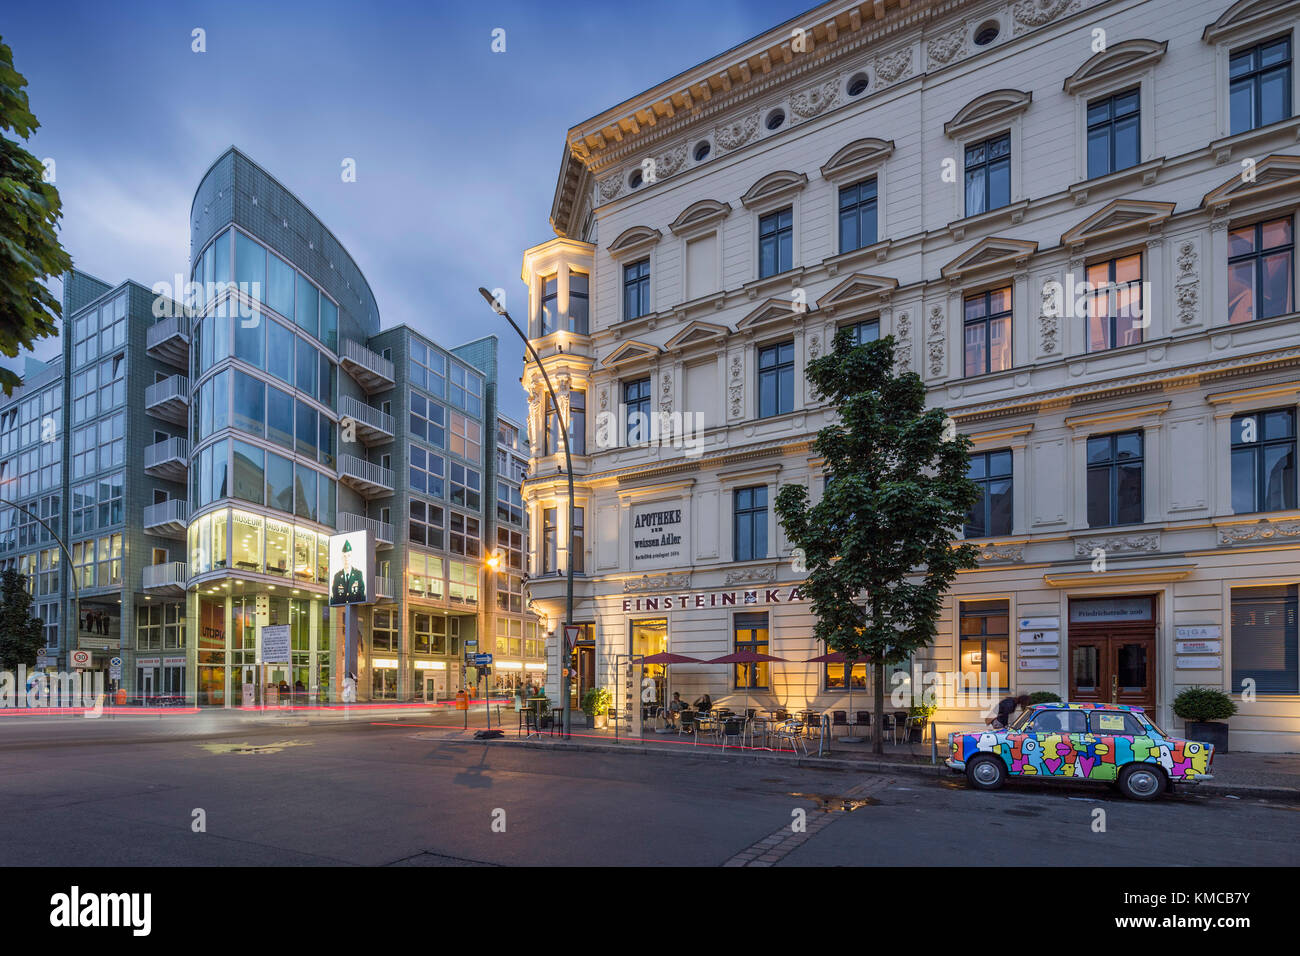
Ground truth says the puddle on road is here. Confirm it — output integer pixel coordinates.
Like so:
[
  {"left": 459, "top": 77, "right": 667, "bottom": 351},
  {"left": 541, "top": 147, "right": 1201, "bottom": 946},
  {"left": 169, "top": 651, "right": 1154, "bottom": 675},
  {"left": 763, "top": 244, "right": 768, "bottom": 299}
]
[
  {"left": 200, "top": 740, "right": 311, "bottom": 756},
  {"left": 790, "top": 792, "right": 879, "bottom": 812}
]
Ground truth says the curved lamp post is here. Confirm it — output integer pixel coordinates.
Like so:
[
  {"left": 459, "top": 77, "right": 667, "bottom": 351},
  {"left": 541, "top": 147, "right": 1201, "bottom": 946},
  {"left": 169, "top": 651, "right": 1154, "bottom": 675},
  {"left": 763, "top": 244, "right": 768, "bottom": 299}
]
[
  {"left": 478, "top": 287, "right": 575, "bottom": 738},
  {"left": 0, "top": 496, "right": 80, "bottom": 672}
]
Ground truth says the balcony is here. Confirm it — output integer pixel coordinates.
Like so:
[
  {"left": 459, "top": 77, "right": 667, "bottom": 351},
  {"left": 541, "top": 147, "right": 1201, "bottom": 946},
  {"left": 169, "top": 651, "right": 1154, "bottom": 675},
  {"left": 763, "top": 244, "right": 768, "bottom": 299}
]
[
  {"left": 145, "top": 313, "right": 190, "bottom": 369},
  {"left": 337, "top": 454, "right": 393, "bottom": 498},
  {"left": 339, "top": 339, "right": 395, "bottom": 393},
  {"left": 145, "top": 374, "right": 189, "bottom": 424},
  {"left": 143, "top": 499, "right": 190, "bottom": 538},
  {"left": 339, "top": 394, "right": 394, "bottom": 446},
  {"left": 338, "top": 511, "right": 394, "bottom": 547},
  {"left": 142, "top": 561, "right": 187, "bottom": 594},
  {"left": 375, "top": 576, "right": 395, "bottom": 601},
  {"left": 143, "top": 436, "right": 189, "bottom": 481}
]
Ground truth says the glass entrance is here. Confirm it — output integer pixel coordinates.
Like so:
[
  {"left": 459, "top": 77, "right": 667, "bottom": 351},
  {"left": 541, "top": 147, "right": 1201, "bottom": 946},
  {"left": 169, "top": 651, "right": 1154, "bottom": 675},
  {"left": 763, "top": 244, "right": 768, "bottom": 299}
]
[{"left": 1068, "top": 632, "right": 1156, "bottom": 708}]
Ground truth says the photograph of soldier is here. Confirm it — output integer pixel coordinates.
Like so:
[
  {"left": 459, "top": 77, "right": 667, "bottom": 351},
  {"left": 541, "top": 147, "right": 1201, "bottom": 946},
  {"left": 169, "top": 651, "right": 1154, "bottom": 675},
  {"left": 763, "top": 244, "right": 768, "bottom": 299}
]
[{"left": 329, "top": 535, "right": 368, "bottom": 606}]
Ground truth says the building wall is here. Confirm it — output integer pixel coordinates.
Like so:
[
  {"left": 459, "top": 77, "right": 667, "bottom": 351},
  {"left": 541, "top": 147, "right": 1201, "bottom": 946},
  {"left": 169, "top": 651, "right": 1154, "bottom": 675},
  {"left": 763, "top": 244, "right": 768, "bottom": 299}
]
[{"left": 521, "top": 0, "right": 1300, "bottom": 750}]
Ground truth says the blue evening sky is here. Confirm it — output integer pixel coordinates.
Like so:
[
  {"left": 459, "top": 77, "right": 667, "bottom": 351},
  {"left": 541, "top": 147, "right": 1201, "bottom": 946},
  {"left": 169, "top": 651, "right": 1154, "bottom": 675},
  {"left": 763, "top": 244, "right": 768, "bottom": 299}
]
[{"left": 3, "top": 0, "right": 811, "bottom": 420}]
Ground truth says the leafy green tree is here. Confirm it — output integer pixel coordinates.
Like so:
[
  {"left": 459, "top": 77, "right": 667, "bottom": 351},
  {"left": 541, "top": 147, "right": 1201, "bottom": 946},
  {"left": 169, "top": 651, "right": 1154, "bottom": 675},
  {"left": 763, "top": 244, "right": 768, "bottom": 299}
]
[
  {"left": 0, "top": 36, "right": 73, "bottom": 396},
  {"left": 0, "top": 567, "right": 45, "bottom": 671},
  {"left": 776, "top": 330, "right": 980, "bottom": 754}
]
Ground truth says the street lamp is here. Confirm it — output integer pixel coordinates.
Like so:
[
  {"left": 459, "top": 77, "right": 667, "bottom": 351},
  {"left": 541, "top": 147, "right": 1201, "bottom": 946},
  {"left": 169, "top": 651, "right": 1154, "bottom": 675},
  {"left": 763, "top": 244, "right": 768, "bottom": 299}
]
[
  {"left": 478, "top": 286, "right": 575, "bottom": 738},
  {"left": 0, "top": 496, "right": 80, "bottom": 677}
]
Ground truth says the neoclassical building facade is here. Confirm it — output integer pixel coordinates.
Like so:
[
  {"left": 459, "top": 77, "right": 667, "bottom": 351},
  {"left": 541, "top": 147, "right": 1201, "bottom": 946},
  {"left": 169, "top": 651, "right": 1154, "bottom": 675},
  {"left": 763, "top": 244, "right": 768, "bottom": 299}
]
[{"left": 519, "top": 0, "right": 1300, "bottom": 751}]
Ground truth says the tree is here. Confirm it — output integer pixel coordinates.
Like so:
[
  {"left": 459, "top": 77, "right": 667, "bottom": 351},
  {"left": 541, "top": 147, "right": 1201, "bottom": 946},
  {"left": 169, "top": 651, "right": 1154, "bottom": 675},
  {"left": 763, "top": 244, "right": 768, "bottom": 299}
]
[
  {"left": 0, "top": 36, "right": 73, "bottom": 396},
  {"left": 0, "top": 567, "right": 45, "bottom": 671},
  {"left": 776, "top": 329, "right": 980, "bottom": 754}
]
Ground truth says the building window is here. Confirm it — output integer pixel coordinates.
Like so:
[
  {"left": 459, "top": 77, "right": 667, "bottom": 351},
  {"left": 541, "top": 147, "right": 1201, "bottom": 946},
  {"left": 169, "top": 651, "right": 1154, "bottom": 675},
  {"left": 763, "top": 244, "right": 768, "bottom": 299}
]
[
  {"left": 1085, "top": 253, "right": 1144, "bottom": 351},
  {"left": 1231, "top": 408, "right": 1297, "bottom": 514},
  {"left": 542, "top": 507, "right": 558, "bottom": 574},
  {"left": 1086, "top": 430, "right": 1144, "bottom": 527},
  {"left": 965, "top": 450, "right": 1013, "bottom": 538},
  {"left": 964, "top": 132, "right": 1011, "bottom": 216},
  {"left": 1087, "top": 89, "right": 1140, "bottom": 178},
  {"left": 838, "top": 178, "right": 878, "bottom": 253},
  {"left": 1229, "top": 36, "right": 1292, "bottom": 136},
  {"left": 497, "top": 525, "right": 523, "bottom": 570},
  {"left": 448, "top": 363, "right": 482, "bottom": 416},
  {"left": 734, "top": 485, "right": 768, "bottom": 561},
  {"left": 409, "top": 341, "right": 447, "bottom": 399},
  {"left": 572, "top": 506, "right": 584, "bottom": 574},
  {"left": 758, "top": 207, "right": 793, "bottom": 278},
  {"left": 449, "top": 412, "right": 481, "bottom": 464},
  {"left": 825, "top": 658, "right": 867, "bottom": 691},
  {"left": 448, "top": 511, "right": 480, "bottom": 557},
  {"left": 447, "top": 560, "right": 478, "bottom": 605},
  {"left": 569, "top": 390, "right": 586, "bottom": 455},
  {"left": 407, "top": 552, "right": 444, "bottom": 599},
  {"left": 496, "top": 572, "right": 524, "bottom": 614},
  {"left": 846, "top": 319, "right": 879, "bottom": 345},
  {"left": 449, "top": 462, "right": 481, "bottom": 510},
  {"left": 758, "top": 341, "right": 795, "bottom": 417},
  {"left": 959, "top": 600, "right": 1009, "bottom": 694},
  {"left": 372, "top": 608, "right": 398, "bottom": 652},
  {"left": 733, "top": 612, "right": 769, "bottom": 690},
  {"left": 1232, "top": 585, "right": 1297, "bottom": 694},
  {"left": 623, "top": 258, "right": 650, "bottom": 320},
  {"left": 539, "top": 275, "right": 558, "bottom": 335},
  {"left": 624, "top": 377, "right": 651, "bottom": 444},
  {"left": 409, "top": 391, "right": 446, "bottom": 448},
  {"left": 963, "top": 287, "right": 1012, "bottom": 376},
  {"left": 409, "top": 446, "right": 445, "bottom": 498},
  {"left": 1228, "top": 216, "right": 1294, "bottom": 324},
  {"left": 569, "top": 272, "right": 589, "bottom": 334},
  {"left": 408, "top": 499, "right": 444, "bottom": 549},
  {"left": 496, "top": 481, "right": 523, "bottom": 525}
]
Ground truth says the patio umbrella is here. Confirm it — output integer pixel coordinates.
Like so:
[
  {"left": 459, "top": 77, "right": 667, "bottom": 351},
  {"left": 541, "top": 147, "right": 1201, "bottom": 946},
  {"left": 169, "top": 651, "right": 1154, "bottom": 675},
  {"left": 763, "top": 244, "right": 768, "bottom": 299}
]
[
  {"left": 708, "top": 650, "right": 787, "bottom": 720},
  {"left": 639, "top": 652, "right": 701, "bottom": 727},
  {"left": 804, "top": 650, "right": 865, "bottom": 741}
]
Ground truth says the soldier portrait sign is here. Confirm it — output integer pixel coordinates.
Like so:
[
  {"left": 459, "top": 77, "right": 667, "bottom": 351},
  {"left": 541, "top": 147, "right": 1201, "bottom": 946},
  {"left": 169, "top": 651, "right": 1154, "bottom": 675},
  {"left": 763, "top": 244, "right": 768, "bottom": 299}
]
[{"left": 328, "top": 530, "right": 372, "bottom": 607}]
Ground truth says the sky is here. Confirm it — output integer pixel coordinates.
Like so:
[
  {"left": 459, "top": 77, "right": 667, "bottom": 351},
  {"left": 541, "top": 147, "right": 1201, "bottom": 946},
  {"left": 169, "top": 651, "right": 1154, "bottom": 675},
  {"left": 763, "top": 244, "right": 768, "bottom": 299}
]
[{"left": 3, "top": 0, "right": 812, "bottom": 421}]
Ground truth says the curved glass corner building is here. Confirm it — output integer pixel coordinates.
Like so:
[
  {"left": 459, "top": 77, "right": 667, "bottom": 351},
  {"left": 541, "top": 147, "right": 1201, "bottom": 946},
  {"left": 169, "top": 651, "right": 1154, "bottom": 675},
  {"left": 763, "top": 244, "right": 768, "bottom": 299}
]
[{"left": 184, "top": 148, "right": 381, "bottom": 705}]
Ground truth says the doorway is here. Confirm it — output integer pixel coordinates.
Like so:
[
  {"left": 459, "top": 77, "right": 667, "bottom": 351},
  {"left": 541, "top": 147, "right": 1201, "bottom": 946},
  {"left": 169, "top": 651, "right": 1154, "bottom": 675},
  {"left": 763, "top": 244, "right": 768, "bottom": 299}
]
[
  {"left": 1067, "top": 596, "right": 1157, "bottom": 709},
  {"left": 423, "top": 672, "right": 446, "bottom": 701}
]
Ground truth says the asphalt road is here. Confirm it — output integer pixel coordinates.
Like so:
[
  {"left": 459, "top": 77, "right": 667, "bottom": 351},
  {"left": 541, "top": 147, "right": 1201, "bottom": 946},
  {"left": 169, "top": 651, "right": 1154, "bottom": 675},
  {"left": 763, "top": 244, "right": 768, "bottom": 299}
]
[{"left": 0, "top": 717, "right": 1295, "bottom": 866}]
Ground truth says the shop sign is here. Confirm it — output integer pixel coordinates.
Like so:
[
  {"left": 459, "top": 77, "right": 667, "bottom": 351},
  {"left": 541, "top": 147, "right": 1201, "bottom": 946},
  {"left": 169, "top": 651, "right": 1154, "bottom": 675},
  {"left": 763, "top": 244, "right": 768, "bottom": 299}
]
[
  {"left": 261, "top": 625, "right": 291, "bottom": 664},
  {"left": 1018, "top": 645, "right": 1059, "bottom": 657},
  {"left": 630, "top": 505, "right": 684, "bottom": 568},
  {"left": 163, "top": 657, "right": 186, "bottom": 667},
  {"left": 1176, "top": 656, "right": 1221, "bottom": 669},
  {"left": 1018, "top": 617, "right": 1059, "bottom": 630},
  {"left": 1017, "top": 658, "right": 1059, "bottom": 670},
  {"left": 136, "top": 657, "right": 161, "bottom": 667},
  {"left": 78, "top": 636, "right": 119, "bottom": 650},
  {"left": 621, "top": 586, "right": 806, "bottom": 613},
  {"left": 1019, "top": 629, "right": 1059, "bottom": 644},
  {"left": 1068, "top": 598, "right": 1153, "bottom": 623},
  {"left": 1175, "top": 640, "right": 1221, "bottom": 654},
  {"left": 1175, "top": 626, "right": 1221, "bottom": 641}
]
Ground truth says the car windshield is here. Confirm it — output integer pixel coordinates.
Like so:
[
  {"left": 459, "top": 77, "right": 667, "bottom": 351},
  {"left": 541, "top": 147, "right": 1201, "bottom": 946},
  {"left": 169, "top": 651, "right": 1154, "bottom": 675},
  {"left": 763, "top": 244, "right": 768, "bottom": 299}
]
[
  {"left": 1007, "top": 708, "right": 1034, "bottom": 731},
  {"left": 1137, "top": 711, "right": 1167, "bottom": 737}
]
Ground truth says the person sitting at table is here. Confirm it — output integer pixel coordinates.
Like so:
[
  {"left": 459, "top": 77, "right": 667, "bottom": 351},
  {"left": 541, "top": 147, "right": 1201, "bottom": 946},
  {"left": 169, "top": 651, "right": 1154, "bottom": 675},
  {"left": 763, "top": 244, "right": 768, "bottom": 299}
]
[
  {"left": 693, "top": 693, "right": 712, "bottom": 712},
  {"left": 665, "top": 692, "right": 685, "bottom": 726}
]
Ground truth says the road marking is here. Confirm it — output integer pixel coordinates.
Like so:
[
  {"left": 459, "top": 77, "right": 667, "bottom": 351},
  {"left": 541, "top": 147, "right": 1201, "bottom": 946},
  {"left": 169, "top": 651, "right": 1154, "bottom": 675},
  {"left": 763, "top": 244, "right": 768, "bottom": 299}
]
[
  {"left": 723, "top": 776, "right": 892, "bottom": 867},
  {"left": 199, "top": 740, "right": 311, "bottom": 755}
]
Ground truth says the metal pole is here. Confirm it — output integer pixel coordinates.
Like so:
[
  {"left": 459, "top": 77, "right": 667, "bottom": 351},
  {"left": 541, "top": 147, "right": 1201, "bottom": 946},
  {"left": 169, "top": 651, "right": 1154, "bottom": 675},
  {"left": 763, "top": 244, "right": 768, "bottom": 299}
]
[
  {"left": 0, "top": 496, "right": 80, "bottom": 672},
  {"left": 478, "top": 288, "right": 575, "bottom": 739}
]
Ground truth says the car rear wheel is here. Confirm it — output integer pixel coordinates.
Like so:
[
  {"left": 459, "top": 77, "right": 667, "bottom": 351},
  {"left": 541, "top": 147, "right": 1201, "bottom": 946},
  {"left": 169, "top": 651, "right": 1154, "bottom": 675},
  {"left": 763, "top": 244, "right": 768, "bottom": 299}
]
[
  {"left": 1118, "top": 763, "right": 1165, "bottom": 801},
  {"left": 966, "top": 754, "right": 1007, "bottom": 791}
]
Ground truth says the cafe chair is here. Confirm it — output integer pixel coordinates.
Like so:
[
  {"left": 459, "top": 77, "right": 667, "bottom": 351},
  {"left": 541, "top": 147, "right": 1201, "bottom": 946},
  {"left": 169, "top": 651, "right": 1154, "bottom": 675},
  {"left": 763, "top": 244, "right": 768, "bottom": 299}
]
[
  {"left": 678, "top": 711, "right": 699, "bottom": 745},
  {"left": 720, "top": 716, "right": 746, "bottom": 751},
  {"left": 771, "top": 719, "right": 808, "bottom": 756},
  {"left": 854, "top": 711, "right": 873, "bottom": 739},
  {"left": 831, "top": 710, "right": 849, "bottom": 738}
]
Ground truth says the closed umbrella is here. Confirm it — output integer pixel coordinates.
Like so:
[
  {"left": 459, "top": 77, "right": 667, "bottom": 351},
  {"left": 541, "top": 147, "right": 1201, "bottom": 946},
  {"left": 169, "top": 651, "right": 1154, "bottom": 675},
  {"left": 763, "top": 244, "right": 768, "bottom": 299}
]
[
  {"left": 708, "top": 650, "right": 786, "bottom": 721},
  {"left": 640, "top": 652, "right": 701, "bottom": 728}
]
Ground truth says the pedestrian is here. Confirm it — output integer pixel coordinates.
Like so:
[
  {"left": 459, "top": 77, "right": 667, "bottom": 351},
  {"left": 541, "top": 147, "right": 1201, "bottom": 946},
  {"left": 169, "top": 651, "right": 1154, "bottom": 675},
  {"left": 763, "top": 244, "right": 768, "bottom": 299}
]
[{"left": 987, "top": 693, "right": 1032, "bottom": 729}]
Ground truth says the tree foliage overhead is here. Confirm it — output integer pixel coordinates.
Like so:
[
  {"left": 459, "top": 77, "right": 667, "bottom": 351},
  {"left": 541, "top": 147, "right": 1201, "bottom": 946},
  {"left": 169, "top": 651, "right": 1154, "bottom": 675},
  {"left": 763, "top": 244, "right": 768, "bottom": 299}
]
[
  {"left": 0, "top": 36, "right": 73, "bottom": 396},
  {"left": 0, "top": 567, "right": 45, "bottom": 670},
  {"left": 776, "top": 329, "right": 980, "bottom": 751}
]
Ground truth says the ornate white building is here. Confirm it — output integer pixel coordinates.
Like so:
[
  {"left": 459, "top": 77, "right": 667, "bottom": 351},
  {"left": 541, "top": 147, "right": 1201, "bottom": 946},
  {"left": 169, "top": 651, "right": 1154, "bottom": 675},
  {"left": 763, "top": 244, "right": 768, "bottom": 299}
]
[{"left": 519, "top": 0, "right": 1300, "bottom": 751}]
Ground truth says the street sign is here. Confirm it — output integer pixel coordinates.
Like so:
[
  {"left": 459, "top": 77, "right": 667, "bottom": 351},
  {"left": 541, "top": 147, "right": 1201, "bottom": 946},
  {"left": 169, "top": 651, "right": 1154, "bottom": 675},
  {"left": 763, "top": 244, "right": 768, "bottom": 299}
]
[
  {"left": 466, "top": 639, "right": 478, "bottom": 649},
  {"left": 70, "top": 650, "right": 91, "bottom": 668},
  {"left": 261, "top": 625, "right": 291, "bottom": 664},
  {"left": 109, "top": 656, "right": 122, "bottom": 681},
  {"left": 564, "top": 625, "right": 582, "bottom": 648},
  {"left": 473, "top": 653, "right": 493, "bottom": 666}
]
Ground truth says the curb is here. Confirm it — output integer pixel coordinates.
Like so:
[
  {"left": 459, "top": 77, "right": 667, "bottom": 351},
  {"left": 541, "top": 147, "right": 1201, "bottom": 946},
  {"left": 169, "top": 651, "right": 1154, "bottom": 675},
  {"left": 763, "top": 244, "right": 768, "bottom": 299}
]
[{"left": 413, "top": 731, "right": 1300, "bottom": 801}]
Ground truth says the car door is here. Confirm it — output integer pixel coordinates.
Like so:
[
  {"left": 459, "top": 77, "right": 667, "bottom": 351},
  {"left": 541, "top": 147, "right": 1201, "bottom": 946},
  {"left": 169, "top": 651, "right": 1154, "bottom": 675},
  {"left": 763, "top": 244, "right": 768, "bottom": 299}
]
[
  {"left": 1020, "top": 709, "right": 1074, "bottom": 776},
  {"left": 1087, "top": 709, "right": 1145, "bottom": 780}
]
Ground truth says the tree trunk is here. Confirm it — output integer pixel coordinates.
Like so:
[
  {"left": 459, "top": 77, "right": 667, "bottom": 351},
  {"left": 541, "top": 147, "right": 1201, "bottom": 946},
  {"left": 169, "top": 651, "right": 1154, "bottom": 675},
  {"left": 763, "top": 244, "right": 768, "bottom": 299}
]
[{"left": 872, "top": 661, "right": 885, "bottom": 755}]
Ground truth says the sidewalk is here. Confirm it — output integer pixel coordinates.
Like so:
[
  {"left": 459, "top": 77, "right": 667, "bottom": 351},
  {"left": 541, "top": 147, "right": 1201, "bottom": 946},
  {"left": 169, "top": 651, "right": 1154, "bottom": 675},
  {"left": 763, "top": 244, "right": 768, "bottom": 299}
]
[{"left": 402, "top": 711, "right": 1300, "bottom": 802}]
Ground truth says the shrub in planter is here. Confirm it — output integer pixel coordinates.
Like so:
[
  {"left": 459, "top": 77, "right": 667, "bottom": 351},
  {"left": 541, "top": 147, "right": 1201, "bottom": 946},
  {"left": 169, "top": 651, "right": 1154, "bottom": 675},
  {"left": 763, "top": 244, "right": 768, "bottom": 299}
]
[
  {"left": 1173, "top": 686, "right": 1236, "bottom": 752},
  {"left": 907, "top": 701, "right": 937, "bottom": 742},
  {"left": 581, "top": 687, "right": 612, "bottom": 729},
  {"left": 1028, "top": 691, "right": 1062, "bottom": 704}
]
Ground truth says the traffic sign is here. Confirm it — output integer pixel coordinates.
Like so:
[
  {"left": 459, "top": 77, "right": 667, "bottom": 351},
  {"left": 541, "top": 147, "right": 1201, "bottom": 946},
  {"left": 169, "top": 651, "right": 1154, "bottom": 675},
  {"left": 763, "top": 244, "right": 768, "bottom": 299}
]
[
  {"left": 473, "top": 653, "right": 493, "bottom": 666},
  {"left": 70, "top": 650, "right": 91, "bottom": 668},
  {"left": 564, "top": 625, "right": 582, "bottom": 648},
  {"left": 109, "top": 656, "right": 123, "bottom": 681}
]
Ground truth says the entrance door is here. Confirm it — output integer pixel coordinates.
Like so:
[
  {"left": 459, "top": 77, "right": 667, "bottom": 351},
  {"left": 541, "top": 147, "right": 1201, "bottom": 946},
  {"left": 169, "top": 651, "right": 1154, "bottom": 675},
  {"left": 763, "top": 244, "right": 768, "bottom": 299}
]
[
  {"left": 576, "top": 645, "right": 596, "bottom": 708},
  {"left": 140, "top": 669, "right": 155, "bottom": 702},
  {"left": 423, "top": 673, "right": 447, "bottom": 701},
  {"left": 1069, "top": 633, "right": 1156, "bottom": 709}
]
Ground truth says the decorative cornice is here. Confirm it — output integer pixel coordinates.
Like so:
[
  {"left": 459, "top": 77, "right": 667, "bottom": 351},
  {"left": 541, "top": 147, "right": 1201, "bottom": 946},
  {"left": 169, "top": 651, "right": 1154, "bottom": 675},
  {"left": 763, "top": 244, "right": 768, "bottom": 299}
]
[
  {"left": 1062, "top": 38, "right": 1168, "bottom": 95},
  {"left": 623, "top": 573, "right": 692, "bottom": 593},
  {"left": 724, "top": 565, "right": 778, "bottom": 585},
  {"left": 1217, "top": 518, "right": 1300, "bottom": 545},
  {"left": 1073, "top": 534, "right": 1161, "bottom": 556}
]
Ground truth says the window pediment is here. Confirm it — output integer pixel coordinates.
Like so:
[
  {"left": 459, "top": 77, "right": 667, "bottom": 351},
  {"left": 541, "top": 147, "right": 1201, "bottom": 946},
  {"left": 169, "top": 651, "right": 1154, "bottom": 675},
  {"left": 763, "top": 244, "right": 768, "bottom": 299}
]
[
  {"left": 820, "top": 138, "right": 895, "bottom": 183},
  {"left": 940, "top": 236, "right": 1038, "bottom": 280},
  {"left": 740, "top": 169, "right": 809, "bottom": 210},
  {"left": 600, "top": 339, "right": 661, "bottom": 369},
  {"left": 1202, "top": 154, "right": 1300, "bottom": 210},
  {"left": 735, "top": 297, "right": 805, "bottom": 331},
  {"left": 668, "top": 199, "right": 732, "bottom": 237},
  {"left": 944, "top": 89, "right": 1032, "bottom": 139},
  {"left": 1203, "top": 0, "right": 1297, "bottom": 44},
  {"left": 1062, "top": 39, "right": 1168, "bottom": 95},
  {"left": 1060, "top": 198, "right": 1176, "bottom": 249},
  {"left": 815, "top": 273, "right": 898, "bottom": 313},
  {"left": 664, "top": 320, "right": 730, "bottom": 351},
  {"left": 607, "top": 225, "right": 662, "bottom": 261}
]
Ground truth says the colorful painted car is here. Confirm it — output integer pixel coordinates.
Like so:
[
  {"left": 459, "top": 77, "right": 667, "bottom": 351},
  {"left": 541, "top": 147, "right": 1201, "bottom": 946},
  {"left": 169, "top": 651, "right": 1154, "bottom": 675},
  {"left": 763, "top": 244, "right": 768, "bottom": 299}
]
[{"left": 945, "top": 702, "right": 1214, "bottom": 800}]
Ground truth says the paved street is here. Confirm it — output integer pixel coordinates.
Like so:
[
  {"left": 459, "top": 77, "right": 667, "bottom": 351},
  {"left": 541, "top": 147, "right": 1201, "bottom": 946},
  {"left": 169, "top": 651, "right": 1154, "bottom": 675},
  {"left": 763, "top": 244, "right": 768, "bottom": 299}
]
[{"left": 0, "top": 718, "right": 1295, "bottom": 866}]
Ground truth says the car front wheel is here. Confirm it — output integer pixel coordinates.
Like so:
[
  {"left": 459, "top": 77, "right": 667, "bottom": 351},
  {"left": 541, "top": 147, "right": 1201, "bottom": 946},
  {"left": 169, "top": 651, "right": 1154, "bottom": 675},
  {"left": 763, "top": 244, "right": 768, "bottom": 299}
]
[
  {"left": 1117, "top": 763, "right": 1166, "bottom": 801},
  {"left": 966, "top": 754, "right": 1007, "bottom": 791}
]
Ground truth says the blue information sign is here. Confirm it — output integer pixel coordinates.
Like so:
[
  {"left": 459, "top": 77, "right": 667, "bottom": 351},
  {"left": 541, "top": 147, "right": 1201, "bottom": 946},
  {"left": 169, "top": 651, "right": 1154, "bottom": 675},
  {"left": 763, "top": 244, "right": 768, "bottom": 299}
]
[{"left": 473, "top": 653, "right": 493, "bottom": 666}]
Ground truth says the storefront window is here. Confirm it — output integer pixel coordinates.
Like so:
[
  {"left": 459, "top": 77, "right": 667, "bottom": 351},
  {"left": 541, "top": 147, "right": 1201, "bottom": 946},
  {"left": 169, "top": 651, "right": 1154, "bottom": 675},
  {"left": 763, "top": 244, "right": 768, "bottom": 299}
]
[
  {"left": 632, "top": 618, "right": 668, "bottom": 702},
  {"left": 959, "top": 600, "right": 1010, "bottom": 693},
  {"left": 733, "top": 612, "right": 769, "bottom": 689},
  {"left": 294, "top": 527, "right": 316, "bottom": 583},
  {"left": 413, "top": 612, "right": 433, "bottom": 653},
  {"left": 233, "top": 596, "right": 257, "bottom": 650},
  {"left": 290, "top": 598, "right": 311, "bottom": 651},
  {"left": 232, "top": 510, "right": 263, "bottom": 573},
  {"left": 265, "top": 518, "right": 291, "bottom": 577},
  {"left": 826, "top": 660, "right": 868, "bottom": 691}
]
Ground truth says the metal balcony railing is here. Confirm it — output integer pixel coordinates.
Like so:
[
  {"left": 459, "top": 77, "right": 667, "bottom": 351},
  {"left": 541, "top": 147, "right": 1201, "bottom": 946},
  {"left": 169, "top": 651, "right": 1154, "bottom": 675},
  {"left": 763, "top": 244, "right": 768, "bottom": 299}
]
[
  {"left": 143, "top": 498, "right": 190, "bottom": 529},
  {"left": 338, "top": 454, "right": 394, "bottom": 497},
  {"left": 338, "top": 511, "right": 394, "bottom": 545},
  {"left": 339, "top": 339, "right": 395, "bottom": 392},
  {"left": 142, "top": 561, "right": 187, "bottom": 590}
]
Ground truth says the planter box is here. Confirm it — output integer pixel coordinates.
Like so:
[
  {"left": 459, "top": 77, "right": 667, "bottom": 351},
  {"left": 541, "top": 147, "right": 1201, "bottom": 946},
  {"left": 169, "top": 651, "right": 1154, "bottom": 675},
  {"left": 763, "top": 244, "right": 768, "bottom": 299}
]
[
  {"left": 585, "top": 714, "right": 608, "bottom": 730},
  {"left": 1185, "top": 720, "right": 1229, "bottom": 753}
]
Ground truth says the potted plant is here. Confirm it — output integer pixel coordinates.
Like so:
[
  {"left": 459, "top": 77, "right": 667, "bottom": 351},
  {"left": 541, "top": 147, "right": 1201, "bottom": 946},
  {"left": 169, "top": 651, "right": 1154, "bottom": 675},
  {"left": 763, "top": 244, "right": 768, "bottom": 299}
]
[
  {"left": 1028, "top": 691, "right": 1062, "bottom": 705},
  {"left": 1173, "top": 686, "right": 1236, "bottom": 752},
  {"left": 536, "top": 694, "right": 552, "bottom": 729},
  {"left": 581, "top": 687, "right": 612, "bottom": 730},
  {"left": 907, "top": 701, "right": 937, "bottom": 742}
]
